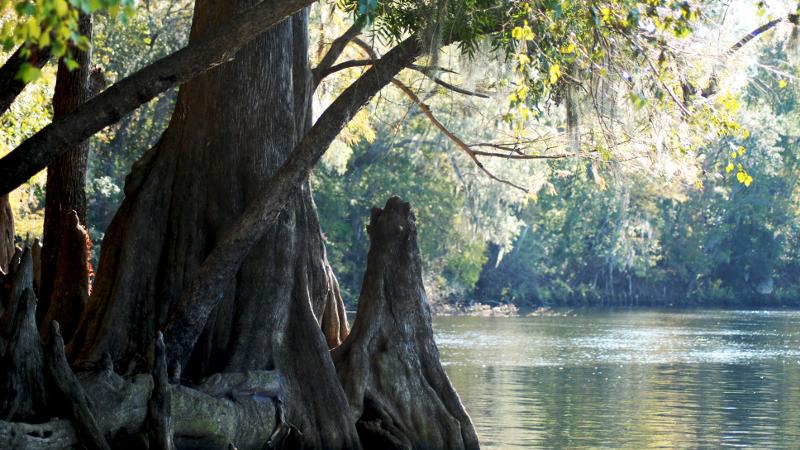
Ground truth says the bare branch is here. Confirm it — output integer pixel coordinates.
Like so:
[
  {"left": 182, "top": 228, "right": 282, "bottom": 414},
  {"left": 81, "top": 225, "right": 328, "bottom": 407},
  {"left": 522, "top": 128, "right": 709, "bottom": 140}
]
[
  {"left": 317, "top": 56, "right": 489, "bottom": 98},
  {"left": 350, "top": 38, "right": 488, "bottom": 98},
  {"left": 390, "top": 80, "right": 529, "bottom": 192},
  {"left": 311, "top": 23, "right": 362, "bottom": 87},
  {"left": 470, "top": 149, "right": 591, "bottom": 160},
  {"left": 728, "top": 14, "right": 798, "bottom": 54},
  {"left": 317, "top": 59, "right": 378, "bottom": 79},
  {"left": 426, "top": 76, "right": 490, "bottom": 98},
  {"left": 314, "top": 52, "right": 491, "bottom": 98}
]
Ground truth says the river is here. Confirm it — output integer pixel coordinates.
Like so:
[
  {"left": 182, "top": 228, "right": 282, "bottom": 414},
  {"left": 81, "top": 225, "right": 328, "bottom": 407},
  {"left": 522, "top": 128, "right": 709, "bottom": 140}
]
[{"left": 434, "top": 310, "right": 800, "bottom": 449}]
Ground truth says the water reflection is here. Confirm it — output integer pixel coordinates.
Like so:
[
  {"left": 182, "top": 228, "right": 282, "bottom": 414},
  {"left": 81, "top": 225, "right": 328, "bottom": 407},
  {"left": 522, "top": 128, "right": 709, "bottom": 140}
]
[{"left": 435, "top": 310, "right": 800, "bottom": 449}]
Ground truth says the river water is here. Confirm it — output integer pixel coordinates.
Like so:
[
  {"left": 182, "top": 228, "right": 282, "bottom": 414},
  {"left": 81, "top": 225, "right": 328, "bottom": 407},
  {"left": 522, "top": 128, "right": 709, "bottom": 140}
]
[{"left": 434, "top": 310, "right": 800, "bottom": 449}]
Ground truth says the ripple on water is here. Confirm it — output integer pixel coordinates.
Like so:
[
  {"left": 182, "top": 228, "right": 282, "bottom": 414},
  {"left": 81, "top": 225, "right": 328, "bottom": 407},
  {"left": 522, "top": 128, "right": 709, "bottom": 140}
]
[{"left": 434, "top": 309, "right": 800, "bottom": 449}]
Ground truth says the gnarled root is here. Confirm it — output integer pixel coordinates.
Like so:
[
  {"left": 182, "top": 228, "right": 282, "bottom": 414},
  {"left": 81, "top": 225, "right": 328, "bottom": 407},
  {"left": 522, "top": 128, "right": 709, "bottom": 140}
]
[
  {"left": 0, "top": 367, "right": 289, "bottom": 450},
  {"left": 0, "top": 249, "right": 285, "bottom": 449}
]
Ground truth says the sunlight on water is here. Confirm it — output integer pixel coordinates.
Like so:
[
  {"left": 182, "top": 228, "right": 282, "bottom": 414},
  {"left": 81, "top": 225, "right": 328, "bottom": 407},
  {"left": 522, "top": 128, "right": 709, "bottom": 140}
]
[{"left": 434, "top": 310, "right": 800, "bottom": 449}]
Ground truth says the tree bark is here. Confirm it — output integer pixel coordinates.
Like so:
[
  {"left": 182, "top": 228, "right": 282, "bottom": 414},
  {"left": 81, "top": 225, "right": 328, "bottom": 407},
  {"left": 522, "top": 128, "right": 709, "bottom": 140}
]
[
  {"left": 67, "top": 3, "right": 362, "bottom": 447},
  {"left": 0, "top": 286, "right": 50, "bottom": 421},
  {"left": 0, "top": 0, "right": 315, "bottom": 197},
  {"left": 333, "top": 197, "right": 480, "bottom": 450},
  {"left": 0, "top": 195, "right": 13, "bottom": 273},
  {"left": 39, "top": 12, "right": 93, "bottom": 325},
  {"left": 0, "top": 46, "right": 50, "bottom": 117},
  {"left": 43, "top": 321, "right": 110, "bottom": 450},
  {"left": 40, "top": 211, "right": 92, "bottom": 343},
  {"left": 148, "top": 332, "right": 175, "bottom": 450}
]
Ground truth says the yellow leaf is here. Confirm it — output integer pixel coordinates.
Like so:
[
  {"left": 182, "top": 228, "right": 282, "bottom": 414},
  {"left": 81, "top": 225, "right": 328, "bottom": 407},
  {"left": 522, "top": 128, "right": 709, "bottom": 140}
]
[
  {"left": 58, "top": 24, "right": 70, "bottom": 40},
  {"left": 549, "top": 64, "right": 561, "bottom": 84},
  {"left": 725, "top": 163, "right": 734, "bottom": 174},
  {"left": 736, "top": 171, "right": 746, "bottom": 183},
  {"left": 524, "top": 27, "right": 534, "bottom": 40},
  {"left": 517, "top": 84, "right": 530, "bottom": 100},
  {"left": 54, "top": 0, "right": 69, "bottom": 16},
  {"left": 38, "top": 30, "right": 50, "bottom": 47},
  {"left": 737, "top": 146, "right": 745, "bottom": 156},
  {"left": 779, "top": 79, "right": 788, "bottom": 89},
  {"left": 744, "top": 175, "right": 753, "bottom": 187},
  {"left": 27, "top": 18, "right": 40, "bottom": 40}
]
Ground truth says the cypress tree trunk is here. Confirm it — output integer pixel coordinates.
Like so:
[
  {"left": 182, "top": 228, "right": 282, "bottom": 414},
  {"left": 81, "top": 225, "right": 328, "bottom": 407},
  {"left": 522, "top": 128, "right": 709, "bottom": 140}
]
[
  {"left": 39, "top": 12, "right": 93, "bottom": 323},
  {"left": 68, "top": 2, "right": 356, "bottom": 447},
  {"left": 334, "top": 197, "right": 479, "bottom": 449}
]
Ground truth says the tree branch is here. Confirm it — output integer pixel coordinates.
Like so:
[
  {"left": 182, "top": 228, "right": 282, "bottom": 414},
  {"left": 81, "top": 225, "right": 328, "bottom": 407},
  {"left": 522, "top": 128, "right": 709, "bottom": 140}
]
[
  {"left": 389, "top": 80, "right": 529, "bottom": 192},
  {"left": 470, "top": 149, "right": 591, "bottom": 159},
  {"left": 0, "top": 46, "right": 51, "bottom": 117},
  {"left": 427, "top": 76, "right": 490, "bottom": 99},
  {"left": 352, "top": 38, "right": 527, "bottom": 191},
  {"left": 682, "top": 14, "right": 799, "bottom": 100},
  {"left": 317, "top": 59, "right": 378, "bottom": 78},
  {"left": 349, "top": 38, "right": 489, "bottom": 98},
  {"left": 0, "top": 0, "right": 315, "bottom": 196},
  {"left": 728, "top": 14, "right": 798, "bottom": 54},
  {"left": 161, "top": 36, "right": 424, "bottom": 374},
  {"left": 317, "top": 58, "right": 489, "bottom": 98},
  {"left": 311, "top": 23, "right": 362, "bottom": 87}
]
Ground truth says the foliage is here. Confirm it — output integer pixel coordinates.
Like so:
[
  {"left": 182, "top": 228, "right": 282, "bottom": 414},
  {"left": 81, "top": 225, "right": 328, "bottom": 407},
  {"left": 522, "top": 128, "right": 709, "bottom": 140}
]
[
  {"left": 476, "top": 36, "right": 800, "bottom": 307},
  {"left": 0, "top": 56, "right": 54, "bottom": 237},
  {"left": 1, "top": 0, "right": 136, "bottom": 81},
  {"left": 1, "top": 0, "right": 191, "bottom": 261}
]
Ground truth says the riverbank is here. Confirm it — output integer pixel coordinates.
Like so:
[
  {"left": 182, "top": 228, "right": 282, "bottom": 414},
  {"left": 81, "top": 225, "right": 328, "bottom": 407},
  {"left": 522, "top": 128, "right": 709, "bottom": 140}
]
[
  {"left": 430, "top": 303, "right": 576, "bottom": 317},
  {"left": 427, "top": 301, "right": 800, "bottom": 317}
]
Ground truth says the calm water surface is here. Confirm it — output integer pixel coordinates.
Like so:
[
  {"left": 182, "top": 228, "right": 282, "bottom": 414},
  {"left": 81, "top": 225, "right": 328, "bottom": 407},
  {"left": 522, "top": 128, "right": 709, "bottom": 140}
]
[{"left": 434, "top": 310, "right": 800, "bottom": 449}]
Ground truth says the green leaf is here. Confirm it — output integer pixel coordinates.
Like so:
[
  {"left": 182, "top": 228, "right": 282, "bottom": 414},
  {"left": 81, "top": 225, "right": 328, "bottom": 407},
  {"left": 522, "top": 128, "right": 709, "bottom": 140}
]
[
  {"left": 16, "top": 63, "right": 41, "bottom": 83},
  {"left": 64, "top": 57, "right": 80, "bottom": 71}
]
